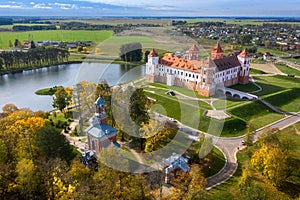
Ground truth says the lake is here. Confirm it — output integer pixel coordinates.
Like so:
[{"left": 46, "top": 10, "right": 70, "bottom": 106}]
[{"left": 0, "top": 62, "right": 145, "bottom": 111}]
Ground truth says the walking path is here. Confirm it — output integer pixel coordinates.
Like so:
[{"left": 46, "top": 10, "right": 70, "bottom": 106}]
[{"left": 61, "top": 119, "right": 87, "bottom": 152}]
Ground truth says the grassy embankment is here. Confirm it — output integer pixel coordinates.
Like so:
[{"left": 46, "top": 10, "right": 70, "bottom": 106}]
[
  {"left": 275, "top": 63, "right": 300, "bottom": 76},
  {"left": 207, "top": 122, "right": 300, "bottom": 200},
  {"left": 234, "top": 75, "right": 300, "bottom": 112}
]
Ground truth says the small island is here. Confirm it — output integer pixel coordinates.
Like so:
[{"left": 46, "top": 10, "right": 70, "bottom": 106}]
[{"left": 35, "top": 86, "right": 63, "bottom": 96}]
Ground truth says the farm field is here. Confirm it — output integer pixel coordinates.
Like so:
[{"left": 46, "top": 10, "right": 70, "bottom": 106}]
[{"left": 0, "top": 30, "right": 114, "bottom": 49}]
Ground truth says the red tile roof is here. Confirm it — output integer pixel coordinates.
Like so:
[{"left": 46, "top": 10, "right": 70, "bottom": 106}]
[
  {"left": 189, "top": 44, "right": 199, "bottom": 51},
  {"left": 238, "top": 49, "right": 250, "bottom": 58},
  {"left": 149, "top": 48, "right": 158, "bottom": 57},
  {"left": 160, "top": 54, "right": 209, "bottom": 73},
  {"left": 213, "top": 55, "right": 240, "bottom": 71},
  {"left": 212, "top": 43, "right": 223, "bottom": 53}
]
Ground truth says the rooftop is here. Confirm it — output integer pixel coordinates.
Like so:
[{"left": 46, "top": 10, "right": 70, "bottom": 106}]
[
  {"left": 86, "top": 123, "right": 116, "bottom": 141},
  {"left": 212, "top": 43, "right": 224, "bottom": 54}
]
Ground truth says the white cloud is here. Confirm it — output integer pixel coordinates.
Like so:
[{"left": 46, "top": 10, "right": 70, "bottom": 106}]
[
  {"left": 0, "top": 4, "right": 22, "bottom": 9},
  {"left": 33, "top": 4, "right": 52, "bottom": 9},
  {"left": 51, "top": 3, "right": 78, "bottom": 10},
  {"left": 29, "top": 2, "right": 35, "bottom": 5},
  {"left": 53, "top": 3, "right": 72, "bottom": 7}
]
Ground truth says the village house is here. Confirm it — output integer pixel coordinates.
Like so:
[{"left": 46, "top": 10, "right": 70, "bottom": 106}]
[{"left": 146, "top": 43, "right": 250, "bottom": 97}]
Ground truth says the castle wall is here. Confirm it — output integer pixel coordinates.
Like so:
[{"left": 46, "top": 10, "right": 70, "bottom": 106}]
[
  {"left": 154, "top": 75, "right": 167, "bottom": 84},
  {"left": 174, "top": 78, "right": 196, "bottom": 90},
  {"left": 223, "top": 77, "right": 239, "bottom": 87},
  {"left": 239, "top": 76, "right": 250, "bottom": 84},
  {"left": 146, "top": 74, "right": 155, "bottom": 82}
]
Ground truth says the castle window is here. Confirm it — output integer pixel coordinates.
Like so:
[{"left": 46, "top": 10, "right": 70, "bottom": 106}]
[
  {"left": 196, "top": 75, "right": 199, "bottom": 79},
  {"left": 181, "top": 72, "right": 183, "bottom": 75},
  {"left": 203, "top": 78, "right": 206, "bottom": 83},
  {"left": 189, "top": 74, "right": 191, "bottom": 77},
  {"left": 244, "top": 60, "right": 247, "bottom": 64},
  {"left": 204, "top": 70, "right": 206, "bottom": 75}
]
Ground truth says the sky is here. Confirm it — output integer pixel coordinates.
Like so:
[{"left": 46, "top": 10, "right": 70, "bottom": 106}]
[{"left": 0, "top": 0, "right": 299, "bottom": 17}]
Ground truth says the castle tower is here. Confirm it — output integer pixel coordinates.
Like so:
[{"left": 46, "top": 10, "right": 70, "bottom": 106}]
[
  {"left": 95, "top": 97, "right": 107, "bottom": 124},
  {"left": 146, "top": 49, "right": 159, "bottom": 82},
  {"left": 237, "top": 49, "right": 250, "bottom": 84},
  {"left": 188, "top": 44, "right": 199, "bottom": 60},
  {"left": 211, "top": 43, "right": 224, "bottom": 60}
]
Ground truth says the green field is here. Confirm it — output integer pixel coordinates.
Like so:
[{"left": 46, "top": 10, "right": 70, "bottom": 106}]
[
  {"left": 254, "top": 75, "right": 300, "bottom": 97},
  {"left": 275, "top": 63, "right": 300, "bottom": 76},
  {"left": 228, "top": 100, "right": 284, "bottom": 129},
  {"left": 249, "top": 68, "right": 267, "bottom": 75},
  {"left": 264, "top": 88, "right": 300, "bottom": 112},
  {"left": 0, "top": 30, "right": 114, "bottom": 49},
  {"left": 97, "top": 36, "right": 157, "bottom": 56},
  {"left": 229, "top": 82, "right": 261, "bottom": 93}
]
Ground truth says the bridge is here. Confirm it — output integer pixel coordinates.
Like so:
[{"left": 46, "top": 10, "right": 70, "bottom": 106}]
[{"left": 216, "top": 87, "right": 258, "bottom": 100}]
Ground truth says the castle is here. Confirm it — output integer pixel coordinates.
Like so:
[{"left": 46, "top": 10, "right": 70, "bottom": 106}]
[{"left": 145, "top": 43, "right": 250, "bottom": 97}]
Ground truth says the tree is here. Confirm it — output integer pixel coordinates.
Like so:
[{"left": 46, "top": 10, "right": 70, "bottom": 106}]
[
  {"left": 15, "top": 158, "right": 39, "bottom": 198},
  {"left": 144, "top": 50, "right": 150, "bottom": 63},
  {"left": 244, "top": 123, "right": 255, "bottom": 146},
  {"left": 34, "top": 125, "right": 76, "bottom": 163},
  {"left": 187, "top": 164, "right": 207, "bottom": 199},
  {"left": 239, "top": 35, "right": 253, "bottom": 45},
  {"left": 30, "top": 40, "right": 36, "bottom": 49},
  {"left": 2, "top": 103, "right": 18, "bottom": 114},
  {"left": 120, "top": 43, "right": 143, "bottom": 62},
  {"left": 14, "top": 39, "right": 19, "bottom": 47},
  {"left": 251, "top": 144, "right": 289, "bottom": 187},
  {"left": 52, "top": 87, "right": 70, "bottom": 111},
  {"left": 238, "top": 164, "right": 266, "bottom": 200},
  {"left": 8, "top": 40, "right": 12, "bottom": 48},
  {"left": 130, "top": 88, "right": 149, "bottom": 125}
]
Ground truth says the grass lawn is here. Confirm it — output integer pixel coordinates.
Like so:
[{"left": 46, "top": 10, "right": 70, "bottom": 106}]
[
  {"left": 0, "top": 30, "right": 113, "bottom": 49},
  {"left": 203, "top": 147, "right": 226, "bottom": 178},
  {"left": 249, "top": 68, "right": 268, "bottom": 74},
  {"left": 35, "top": 85, "right": 63, "bottom": 95},
  {"left": 228, "top": 100, "right": 284, "bottom": 130},
  {"left": 207, "top": 122, "right": 300, "bottom": 199},
  {"left": 213, "top": 99, "right": 249, "bottom": 110},
  {"left": 264, "top": 88, "right": 300, "bottom": 112},
  {"left": 275, "top": 63, "right": 300, "bottom": 76},
  {"left": 254, "top": 75, "right": 300, "bottom": 97},
  {"left": 229, "top": 82, "right": 260, "bottom": 93}
]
